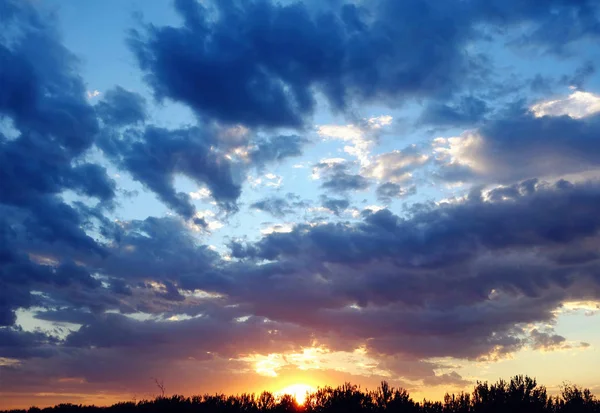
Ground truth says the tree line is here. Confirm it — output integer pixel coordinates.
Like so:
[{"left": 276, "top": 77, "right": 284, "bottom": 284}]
[{"left": 3, "top": 375, "right": 599, "bottom": 413}]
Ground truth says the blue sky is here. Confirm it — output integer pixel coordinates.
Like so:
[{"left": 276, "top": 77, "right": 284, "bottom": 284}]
[{"left": 2, "top": 0, "right": 600, "bottom": 408}]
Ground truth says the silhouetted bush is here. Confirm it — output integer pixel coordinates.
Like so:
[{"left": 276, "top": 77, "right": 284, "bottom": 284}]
[{"left": 3, "top": 376, "right": 599, "bottom": 413}]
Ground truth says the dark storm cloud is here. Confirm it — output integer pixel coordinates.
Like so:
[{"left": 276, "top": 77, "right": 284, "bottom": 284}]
[
  {"left": 419, "top": 96, "right": 489, "bottom": 127},
  {"left": 5, "top": 175, "right": 600, "bottom": 391},
  {"left": 128, "top": 0, "right": 476, "bottom": 128},
  {"left": 0, "top": 46, "right": 97, "bottom": 159},
  {"left": 99, "top": 128, "right": 309, "bottom": 217},
  {"left": 0, "top": 215, "right": 47, "bottom": 325},
  {"left": 78, "top": 216, "right": 232, "bottom": 305},
  {"left": 250, "top": 197, "right": 294, "bottom": 218},
  {"left": 95, "top": 86, "right": 147, "bottom": 127},
  {"left": 320, "top": 196, "right": 350, "bottom": 216},
  {"left": 528, "top": 329, "right": 568, "bottom": 351},
  {"left": 22, "top": 199, "right": 108, "bottom": 256},
  {"left": 0, "top": 0, "right": 117, "bottom": 325},
  {"left": 435, "top": 109, "right": 600, "bottom": 184},
  {"left": 376, "top": 183, "right": 417, "bottom": 202},
  {"left": 34, "top": 309, "right": 97, "bottom": 325},
  {"left": 0, "top": 0, "right": 112, "bottom": 206},
  {"left": 249, "top": 180, "right": 600, "bottom": 265},
  {"left": 0, "top": 327, "right": 60, "bottom": 359},
  {"left": 228, "top": 179, "right": 600, "bottom": 359},
  {"left": 0, "top": 210, "right": 118, "bottom": 322},
  {"left": 0, "top": 136, "right": 115, "bottom": 205},
  {"left": 2, "top": 214, "right": 228, "bottom": 328},
  {"left": 250, "top": 194, "right": 310, "bottom": 218},
  {"left": 314, "top": 161, "right": 370, "bottom": 193},
  {"left": 65, "top": 312, "right": 310, "bottom": 357},
  {"left": 99, "top": 126, "right": 241, "bottom": 217},
  {"left": 422, "top": 372, "right": 471, "bottom": 387},
  {"left": 322, "top": 172, "right": 370, "bottom": 193},
  {"left": 0, "top": 311, "right": 312, "bottom": 395},
  {"left": 561, "top": 61, "right": 596, "bottom": 89},
  {"left": 249, "top": 134, "right": 309, "bottom": 168},
  {"left": 0, "top": 0, "right": 113, "bottom": 257},
  {"left": 128, "top": 0, "right": 600, "bottom": 129},
  {"left": 3, "top": 0, "right": 600, "bottom": 398},
  {"left": 379, "top": 356, "right": 467, "bottom": 386},
  {"left": 97, "top": 216, "right": 219, "bottom": 276},
  {"left": 477, "top": 0, "right": 600, "bottom": 55}
]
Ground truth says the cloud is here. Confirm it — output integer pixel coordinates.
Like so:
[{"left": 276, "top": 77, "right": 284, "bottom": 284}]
[
  {"left": 98, "top": 122, "right": 309, "bottom": 217},
  {"left": 192, "top": 210, "right": 224, "bottom": 232},
  {"left": 98, "top": 119, "right": 309, "bottom": 219},
  {"left": 241, "top": 346, "right": 391, "bottom": 378},
  {"left": 99, "top": 126, "right": 241, "bottom": 217},
  {"left": 561, "top": 61, "right": 595, "bottom": 89},
  {"left": 528, "top": 328, "right": 589, "bottom": 352},
  {"left": 422, "top": 371, "right": 471, "bottom": 388},
  {"left": 0, "top": 0, "right": 106, "bottom": 203},
  {"left": 310, "top": 145, "right": 427, "bottom": 198},
  {"left": 189, "top": 187, "right": 212, "bottom": 201},
  {"left": 4, "top": 0, "right": 600, "bottom": 402},
  {"left": 128, "top": 0, "right": 480, "bottom": 128},
  {"left": 86, "top": 90, "right": 101, "bottom": 99},
  {"left": 419, "top": 96, "right": 489, "bottom": 127},
  {"left": 248, "top": 135, "right": 309, "bottom": 168},
  {"left": 320, "top": 196, "right": 350, "bottom": 216},
  {"left": 128, "top": 0, "right": 600, "bottom": 130},
  {"left": 558, "top": 300, "right": 600, "bottom": 316},
  {"left": 322, "top": 172, "right": 370, "bottom": 193},
  {"left": 95, "top": 86, "right": 147, "bottom": 127},
  {"left": 247, "top": 173, "right": 284, "bottom": 190},
  {"left": 0, "top": 0, "right": 117, "bottom": 324},
  {"left": 64, "top": 312, "right": 309, "bottom": 357},
  {"left": 472, "top": 0, "right": 600, "bottom": 55},
  {"left": 5, "top": 176, "right": 600, "bottom": 400},
  {"left": 317, "top": 116, "right": 393, "bottom": 165},
  {"left": 0, "top": 327, "right": 60, "bottom": 360},
  {"left": 528, "top": 328, "right": 567, "bottom": 351},
  {"left": 0, "top": 312, "right": 312, "bottom": 399},
  {"left": 434, "top": 108, "right": 600, "bottom": 184},
  {"left": 311, "top": 158, "right": 346, "bottom": 180},
  {"left": 230, "top": 179, "right": 600, "bottom": 360},
  {"left": 0, "top": 203, "right": 111, "bottom": 315},
  {"left": 531, "top": 91, "right": 600, "bottom": 119},
  {"left": 363, "top": 145, "right": 429, "bottom": 183},
  {"left": 259, "top": 223, "right": 295, "bottom": 236},
  {"left": 89, "top": 216, "right": 225, "bottom": 291},
  {"left": 250, "top": 197, "right": 304, "bottom": 218},
  {"left": 376, "top": 183, "right": 417, "bottom": 202},
  {"left": 313, "top": 160, "right": 370, "bottom": 193}
]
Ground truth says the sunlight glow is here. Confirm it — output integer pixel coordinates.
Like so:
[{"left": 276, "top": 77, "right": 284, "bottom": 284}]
[
  {"left": 276, "top": 384, "right": 315, "bottom": 405},
  {"left": 530, "top": 91, "right": 600, "bottom": 119}
]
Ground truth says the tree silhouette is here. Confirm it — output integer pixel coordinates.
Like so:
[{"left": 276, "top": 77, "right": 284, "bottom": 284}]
[
  {"left": 2, "top": 376, "right": 599, "bottom": 413},
  {"left": 151, "top": 378, "right": 165, "bottom": 398}
]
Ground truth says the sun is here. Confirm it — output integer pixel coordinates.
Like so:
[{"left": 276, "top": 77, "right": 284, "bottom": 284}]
[{"left": 276, "top": 383, "right": 316, "bottom": 405}]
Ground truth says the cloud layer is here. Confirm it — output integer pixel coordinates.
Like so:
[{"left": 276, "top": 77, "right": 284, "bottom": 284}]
[{"left": 2, "top": 0, "right": 600, "bottom": 407}]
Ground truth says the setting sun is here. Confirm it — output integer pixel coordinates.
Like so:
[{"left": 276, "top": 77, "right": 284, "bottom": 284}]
[{"left": 275, "top": 384, "right": 316, "bottom": 405}]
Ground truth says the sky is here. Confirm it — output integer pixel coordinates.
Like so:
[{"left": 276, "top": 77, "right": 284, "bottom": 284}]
[{"left": 2, "top": 0, "right": 600, "bottom": 409}]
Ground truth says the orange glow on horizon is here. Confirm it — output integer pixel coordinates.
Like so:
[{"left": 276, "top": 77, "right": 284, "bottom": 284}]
[{"left": 275, "top": 384, "right": 316, "bottom": 405}]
